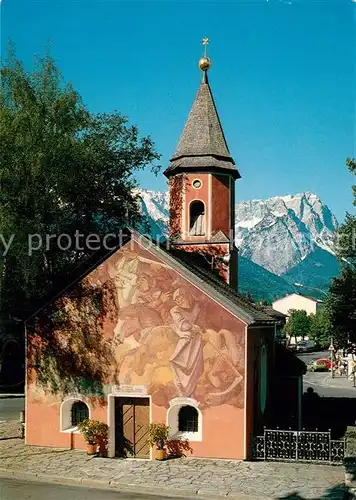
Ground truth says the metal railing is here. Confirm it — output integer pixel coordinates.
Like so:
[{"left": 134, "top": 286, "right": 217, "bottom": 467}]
[{"left": 253, "top": 428, "right": 345, "bottom": 464}]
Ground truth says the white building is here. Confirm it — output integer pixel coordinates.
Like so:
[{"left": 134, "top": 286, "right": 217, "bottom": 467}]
[
  {"left": 272, "top": 293, "right": 323, "bottom": 318},
  {"left": 272, "top": 293, "right": 324, "bottom": 346}
]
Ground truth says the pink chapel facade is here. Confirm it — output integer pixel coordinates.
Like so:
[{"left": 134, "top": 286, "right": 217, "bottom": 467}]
[
  {"left": 25, "top": 57, "right": 304, "bottom": 460},
  {"left": 26, "top": 234, "right": 277, "bottom": 460}
]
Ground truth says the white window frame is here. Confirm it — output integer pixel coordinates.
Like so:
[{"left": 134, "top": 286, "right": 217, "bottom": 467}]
[
  {"left": 60, "top": 397, "right": 91, "bottom": 434},
  {"left": 167, "top": 397, "right": 202, "bottom": 442}
]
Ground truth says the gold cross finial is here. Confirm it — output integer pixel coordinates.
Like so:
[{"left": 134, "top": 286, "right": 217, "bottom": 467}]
[
  {"left": 199, "top": 37, "right": 212, "bottom": 75},
  {"left": 202, "top": 37, "right": 209, "bottom": 57}
]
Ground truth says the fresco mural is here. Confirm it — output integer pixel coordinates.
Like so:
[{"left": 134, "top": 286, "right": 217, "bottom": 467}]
[{"left": 105, "top": 247, "right": 245, "bottom": 410}]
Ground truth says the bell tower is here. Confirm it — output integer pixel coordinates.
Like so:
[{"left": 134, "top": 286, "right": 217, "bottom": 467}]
[{"left": 164, "top": 39, "right": 241, "bottom": 290}]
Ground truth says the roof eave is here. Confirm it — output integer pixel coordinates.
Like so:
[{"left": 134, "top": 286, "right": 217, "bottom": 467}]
[
  {"left": 170, "top": 153, "right": 236, "bottom": 165},
  {"left": 164, "top": 164, "right": 241, "bottom": 180}
]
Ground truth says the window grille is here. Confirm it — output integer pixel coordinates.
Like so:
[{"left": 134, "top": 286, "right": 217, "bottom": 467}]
[
  {"left": 178, "top": 405, "right": 198, "bottom": 432},
  {"left": 71, "top": 401, "right": 89, "bottom": 427}
]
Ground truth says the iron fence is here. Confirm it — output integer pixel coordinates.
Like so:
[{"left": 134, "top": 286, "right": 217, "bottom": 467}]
[{"left": 253, "top": 428, "right": 345, "bottom": 464}]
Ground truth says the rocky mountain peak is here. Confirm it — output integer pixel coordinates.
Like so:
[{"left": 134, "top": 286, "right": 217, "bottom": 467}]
[{"left": 137, "top": 189, "right": 339, "bottom": 293}]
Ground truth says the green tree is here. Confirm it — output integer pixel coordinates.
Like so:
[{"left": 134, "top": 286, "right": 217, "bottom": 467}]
[
  {"left": 283, "top": 309, "right": 312, "bottom": 346},
  {"left": 0, "top": 49, "right": 160, "bottom": 320},
  {"left": 309, "top": 308, "right": 332, "bottom": 349},
  {"left": 338, "top": 158, "right": 356, "bottom": 265},
  {"left": 327, "top": 266, "right": 356, "bottom": 352},
  {"left": 327, "top": 158, "right": 356, "bottom": 353}
]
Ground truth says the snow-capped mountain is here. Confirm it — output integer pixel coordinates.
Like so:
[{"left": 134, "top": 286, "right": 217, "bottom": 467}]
[
  {"left": 235, "top": 192, "right": 338, "bottom": 276},
  {"left": 137, "top": 190, "right": 340, "bottom": 300},
  {"left": 138, "top": 190, "right": 169, "bottom": 237}
]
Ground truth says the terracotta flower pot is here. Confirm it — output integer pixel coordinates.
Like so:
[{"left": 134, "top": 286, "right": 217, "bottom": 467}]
[
  {"left": 86, "top": 443, "right": 97, "bottom": 455},
  {"left": 154, "top": 448, "right": 167, "bottom": 461}
]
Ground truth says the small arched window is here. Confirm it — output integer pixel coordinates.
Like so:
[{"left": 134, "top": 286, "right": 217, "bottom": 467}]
[
  {"left": 71, "top": 401, "right": 89, "bottom": 427},
  {"left": 178, "top": 405, "right": 198, "bottom": 432},
  {"left": 189, "top": 201, "right": 205, "bottom": 236}
]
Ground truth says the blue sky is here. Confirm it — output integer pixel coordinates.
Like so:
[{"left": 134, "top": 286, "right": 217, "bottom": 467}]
[{"left": 1, "top": 0, "right": 355, "bottom": 221}]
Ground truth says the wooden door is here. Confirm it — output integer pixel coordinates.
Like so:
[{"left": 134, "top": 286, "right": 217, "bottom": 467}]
[
  {"left": 133, "top": 399, "right": 150, "bottom": 458},
  {"left": 115, "top": 397, "right": 150, "bottom": 458}
]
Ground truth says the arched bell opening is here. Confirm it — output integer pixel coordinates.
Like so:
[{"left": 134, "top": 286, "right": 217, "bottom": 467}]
[{"left": 189, "top": 200, "right": 205, "bottom": 236}]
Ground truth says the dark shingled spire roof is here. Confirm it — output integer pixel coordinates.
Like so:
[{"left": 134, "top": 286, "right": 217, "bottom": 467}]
[{"left": 164, "top": 73, "right": 241, "bottom": 179}]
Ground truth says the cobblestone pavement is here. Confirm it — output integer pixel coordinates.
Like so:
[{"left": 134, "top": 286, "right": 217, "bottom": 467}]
[{"left": 0, "top": 422, "right": 348, "bottom": 499}]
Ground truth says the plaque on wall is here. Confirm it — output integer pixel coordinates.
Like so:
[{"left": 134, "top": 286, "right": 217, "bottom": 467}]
[{"left": 111, "top": 384, "right": 148, "bottom": 396}]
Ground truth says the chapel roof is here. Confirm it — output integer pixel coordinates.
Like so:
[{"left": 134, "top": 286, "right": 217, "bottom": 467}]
[{"left": 264, "top": 306, "right": 288, "bottom": 319}]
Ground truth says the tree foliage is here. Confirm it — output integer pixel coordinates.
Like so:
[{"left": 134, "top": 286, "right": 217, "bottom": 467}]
[
  {"left": 0, "top": 49, "right": 160, "bottom": 320},
  {"left": 28, "top": 278, "right": 118, "bottom": 395},
  {"left": 327, "top": 158, "right": 356, "bottom": 352},
  {"left": 327, "top": 266, "right": 356, "bottom": 352},
  {"left": 283, "top": 309, "right": 311, "bottom": 345},
  {"left": 338, "top": 158, "right": 356, "bottom": 265},
  {"left": 309, "top": 308, "right": 332, "bottom": 349}
]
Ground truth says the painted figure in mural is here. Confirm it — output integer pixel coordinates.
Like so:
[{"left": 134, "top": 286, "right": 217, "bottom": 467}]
[
  {"left": 169, "top": 287, "right": 205, "bottom": 397},
  {"left": 168, "top": 288, "right": 243, "bottom": 405},
  {"left": 197, "top": 327, "right": 244, "bottom": 408},
  {"left": 109, "top": 253, "right": 177, "bottom": 398},
  {"left": 109, "top": 254, "right": 172, "bottom": 349},
  {"left": 114, "top": 273, "right": 164, "bottom": 340},
  {"left": 109, "top": 251, "right": 244, "bottom": 409}
]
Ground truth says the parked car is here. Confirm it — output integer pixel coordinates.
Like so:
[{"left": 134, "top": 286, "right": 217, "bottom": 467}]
[
  {"left": 296, "top": 340, "right": 316, "bottom": 352},
  {"left": 307, "top": 357, "right": 335, "bottom": 372}
]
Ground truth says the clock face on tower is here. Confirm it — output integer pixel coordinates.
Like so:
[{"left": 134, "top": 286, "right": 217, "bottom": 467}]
[{"left": 192, "top": 179, "right": 202, "bottom": 189}]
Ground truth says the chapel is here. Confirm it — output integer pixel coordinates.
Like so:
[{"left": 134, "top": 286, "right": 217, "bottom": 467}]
[{"left": 25, "top": 41, "right": 305, "bottom": 460}]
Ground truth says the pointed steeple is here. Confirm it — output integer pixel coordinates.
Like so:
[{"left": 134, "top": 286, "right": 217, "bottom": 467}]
[
  {"left": 171, "top": 76, "right": 232, "bottom": 159},
  {"left": 164, "top": 40, "right": 240, "bottom": 179}
]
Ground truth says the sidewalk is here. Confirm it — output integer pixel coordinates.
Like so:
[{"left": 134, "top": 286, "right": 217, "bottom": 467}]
[{"left": 0, "top": 421, "right": 348, "bottom": 499}]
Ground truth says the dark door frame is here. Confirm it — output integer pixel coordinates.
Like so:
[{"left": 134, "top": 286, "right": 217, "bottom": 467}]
[{"left": 108, "top": 394, "right": 151, "bottom": 459}]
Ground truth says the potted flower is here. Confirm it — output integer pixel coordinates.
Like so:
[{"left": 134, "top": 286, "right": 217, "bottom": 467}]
[
  {"left": 96, "top": 422, "right": 109, "bottom": 457},
  {"left": 147, "top": 423, "right": 170, "bottom": 461},
  {"left": 78, "top": 419, "right": 108, "bottom": 455}
]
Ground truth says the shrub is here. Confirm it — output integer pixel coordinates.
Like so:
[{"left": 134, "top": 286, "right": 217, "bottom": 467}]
[
  {"left": 78, "top": 419, "right": 108, "bottom": 445},
  {"left": 147, "top": 423, "right": 170, "bottom": 450}
]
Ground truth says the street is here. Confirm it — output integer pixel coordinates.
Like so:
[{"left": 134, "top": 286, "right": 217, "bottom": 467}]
[
  {"left": 298, "top": 350, "right": 330, "bottom": 365},
  {"left": 303, "top": 372, "right": 356, "bottom": 397},
  {"left": 297, "top": 351, "right": 356, "bottom": 398},
  {"left": 0, "top": 398, "right": 24, "bottom": 422},
  {"left": 0, "top": 478, "right": 193, "bottom": 500}
]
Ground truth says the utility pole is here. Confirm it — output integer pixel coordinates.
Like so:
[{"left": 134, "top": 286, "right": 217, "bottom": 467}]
[{"left": 328, "top": 338, "right": 335, "bottom": 379}]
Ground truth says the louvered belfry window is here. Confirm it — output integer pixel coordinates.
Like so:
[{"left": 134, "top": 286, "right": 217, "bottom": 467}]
[
  {"left": 178, "top": 405, "right": 198, "bottom": 432},
  {"left": 71, "top": 401, "right": 89, "bottom": 426}
]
